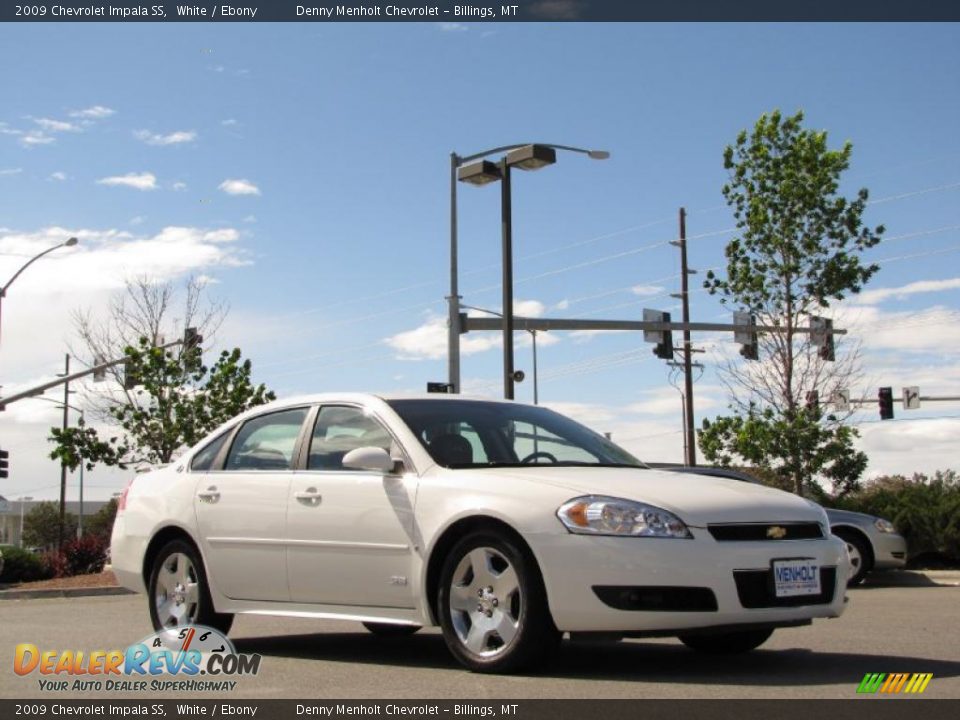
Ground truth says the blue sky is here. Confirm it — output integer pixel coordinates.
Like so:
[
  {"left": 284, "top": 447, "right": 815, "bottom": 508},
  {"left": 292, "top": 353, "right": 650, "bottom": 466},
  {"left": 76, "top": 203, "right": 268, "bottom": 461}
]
[{"left": 1, "top": 22, "right": 959, "bottom": 502}]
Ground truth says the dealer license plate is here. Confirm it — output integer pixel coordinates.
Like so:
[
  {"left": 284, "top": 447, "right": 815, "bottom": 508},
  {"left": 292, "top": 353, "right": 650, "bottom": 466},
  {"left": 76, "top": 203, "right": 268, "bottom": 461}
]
[{"left": 772, "top": 558, "right": 821, "bottom": 597}]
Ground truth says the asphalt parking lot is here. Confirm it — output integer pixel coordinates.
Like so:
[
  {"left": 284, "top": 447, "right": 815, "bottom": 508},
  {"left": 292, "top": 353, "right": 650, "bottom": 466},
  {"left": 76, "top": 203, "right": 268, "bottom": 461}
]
[{"left": 2, "top": 576, "right": 958, "bottom": 700}]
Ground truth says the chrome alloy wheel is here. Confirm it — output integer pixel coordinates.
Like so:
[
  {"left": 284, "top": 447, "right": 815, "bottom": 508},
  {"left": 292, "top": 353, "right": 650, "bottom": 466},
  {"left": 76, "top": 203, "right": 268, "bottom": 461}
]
[
  {"left": 845, "top": 540, "right": 863, "bottom": 579},
  {"left": 448, "top": 547, "right": 522, "bottom": 657},
  {"left": 154, "top": 552, "right": 200, "bottom": 628}
]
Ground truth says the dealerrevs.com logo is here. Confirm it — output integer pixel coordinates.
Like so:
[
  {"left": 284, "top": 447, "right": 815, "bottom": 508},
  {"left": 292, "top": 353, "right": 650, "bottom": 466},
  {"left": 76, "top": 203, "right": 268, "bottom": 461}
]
[
  {"left": 857, "top": 673, "right": 934, "bottom": 695},
  {"left": 14, "top": 625, "right": 261, "bottom": 692}
]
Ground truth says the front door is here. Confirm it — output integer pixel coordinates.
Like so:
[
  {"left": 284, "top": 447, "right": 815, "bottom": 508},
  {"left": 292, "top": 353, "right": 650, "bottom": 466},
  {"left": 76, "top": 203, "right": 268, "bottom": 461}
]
[{"left": 286, "top": 405, "right": 418, "bottom": 608}]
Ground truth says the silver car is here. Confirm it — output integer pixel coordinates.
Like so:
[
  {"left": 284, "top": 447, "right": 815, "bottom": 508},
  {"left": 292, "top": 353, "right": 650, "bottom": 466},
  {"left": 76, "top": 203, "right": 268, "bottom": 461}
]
[{"left": 653, "top": 465, "right": 907, "bottom": 586}]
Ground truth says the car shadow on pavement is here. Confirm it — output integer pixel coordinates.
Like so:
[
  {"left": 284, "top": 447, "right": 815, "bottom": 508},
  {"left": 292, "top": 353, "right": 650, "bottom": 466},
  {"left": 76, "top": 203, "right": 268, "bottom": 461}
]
[
  {"left": 857, "top": 571, "right": 952, "bottom": 589},
  {"left": 232, "top": 632, "right": 960, "bottom": 686}
]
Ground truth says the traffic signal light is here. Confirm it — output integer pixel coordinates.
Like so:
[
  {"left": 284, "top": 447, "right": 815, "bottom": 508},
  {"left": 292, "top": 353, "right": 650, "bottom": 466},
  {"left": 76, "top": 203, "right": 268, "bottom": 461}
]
[
  {"left": 183, "top": 326, "right": 202, "bottom": 352},
  {"left": 810, "top": 316, "right": 835, "bottom": 361},
  {"left": 644, "top": 309, "right": 674, "bottom": 360},
  {"left": 0, "top": 448, "right": 9, "bottom": 479},
  {"left": 734, "top": 311, "right": 758, "bottom": 361},
  {"left": 878, "top": 387, "right": 895, "bottom": 420}
]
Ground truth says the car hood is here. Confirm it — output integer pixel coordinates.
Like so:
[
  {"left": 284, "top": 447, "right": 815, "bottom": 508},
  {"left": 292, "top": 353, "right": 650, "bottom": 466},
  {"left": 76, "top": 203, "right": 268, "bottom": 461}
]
[{"left": 467, "top": 466, "right": 826, "bottom": 527}]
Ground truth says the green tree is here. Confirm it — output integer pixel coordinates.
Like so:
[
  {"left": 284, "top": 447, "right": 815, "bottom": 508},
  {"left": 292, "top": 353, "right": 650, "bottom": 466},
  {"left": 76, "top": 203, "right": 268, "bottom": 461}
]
[
  {"left": 23, "top": 502, "right": 78, "bottom": 549},
  {"left": 85, "top": 498, "right": 118, "bottom": 539},
  {"left": 699, "top": 109, "right": 884, "bottom": 497},
  {"left": 49, "top": 339, "right": 274, "bottom": 470}
]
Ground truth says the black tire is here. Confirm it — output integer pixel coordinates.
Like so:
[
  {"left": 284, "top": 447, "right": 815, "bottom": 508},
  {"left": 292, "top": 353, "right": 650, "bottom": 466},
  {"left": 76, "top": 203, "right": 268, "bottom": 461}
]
[
  {"left": 147, "top": 539, "right": 234, "bottom": 635},
  {"left": 834, "top": 529, "right": 872, "bottom": 586},
  {"left": 679, "top": 628, "right": 773, "bottom": 654},
  {"left": 437, "top": 530, "right": 560, "bottom": 673},
  {"left": 362, "top": 622, "right": 421, "bottom": 637}
]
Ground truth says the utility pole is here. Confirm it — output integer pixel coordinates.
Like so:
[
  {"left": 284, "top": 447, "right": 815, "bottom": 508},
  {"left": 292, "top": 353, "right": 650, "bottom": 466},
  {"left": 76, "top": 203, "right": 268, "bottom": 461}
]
[
  {"left": 670, "top": 208, "right": 697, "bottom": 466},
  {"left": 58, "top": 353, "right": 70, "bottom": 549}
]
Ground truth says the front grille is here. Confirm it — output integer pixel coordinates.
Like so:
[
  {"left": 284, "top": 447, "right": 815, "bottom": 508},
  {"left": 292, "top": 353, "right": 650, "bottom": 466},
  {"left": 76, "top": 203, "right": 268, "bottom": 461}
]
[
  {"left": 708, "top": 523, "right": 824, "bottom": 541},
  {"left": 593, "top": 586, "right": 718, "bottom": 612},
  {"left": 733, "top": 567, "right": 837, "bottom": 608}
]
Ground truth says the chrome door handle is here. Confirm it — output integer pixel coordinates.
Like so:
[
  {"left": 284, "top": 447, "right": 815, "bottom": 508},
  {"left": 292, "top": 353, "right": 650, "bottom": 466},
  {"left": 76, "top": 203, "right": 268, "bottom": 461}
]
[
  {"left": 197, "top": 486, "right": 220, "bottom": 503},
  {"left": 295, "top": 487, "right": 322, "bottom": 506}
]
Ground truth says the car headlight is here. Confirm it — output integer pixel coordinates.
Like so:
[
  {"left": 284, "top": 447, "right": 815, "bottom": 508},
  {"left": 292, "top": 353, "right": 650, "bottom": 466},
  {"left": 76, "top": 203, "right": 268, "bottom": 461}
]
[
  {"left": 557, "top": 496, "right": 692, "bottom": 538},
  {"left": 874, "top": 518, "right": 897, "bottom": 534}
]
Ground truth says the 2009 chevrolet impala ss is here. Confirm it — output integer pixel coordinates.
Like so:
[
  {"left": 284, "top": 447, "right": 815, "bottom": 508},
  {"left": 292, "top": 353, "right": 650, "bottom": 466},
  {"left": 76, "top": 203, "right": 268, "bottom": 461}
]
[{"left": 112, "top": 394, "right": 849, "bottom": 672}]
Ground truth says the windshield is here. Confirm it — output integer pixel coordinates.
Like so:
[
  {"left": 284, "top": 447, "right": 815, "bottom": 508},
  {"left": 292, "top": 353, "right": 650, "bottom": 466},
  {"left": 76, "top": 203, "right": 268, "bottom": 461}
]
[{"left": 386, "top": 399, "right": 645, "bottom": 469}]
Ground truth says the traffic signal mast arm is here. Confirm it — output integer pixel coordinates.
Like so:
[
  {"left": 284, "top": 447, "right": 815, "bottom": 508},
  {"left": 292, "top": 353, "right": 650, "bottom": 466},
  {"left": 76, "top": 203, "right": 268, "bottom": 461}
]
[
  {"left": 460, "top": 316, "right": 848, "bottom": 336},
  {"left": 0, "top": 335, "right": 191, "bottom": 410}
]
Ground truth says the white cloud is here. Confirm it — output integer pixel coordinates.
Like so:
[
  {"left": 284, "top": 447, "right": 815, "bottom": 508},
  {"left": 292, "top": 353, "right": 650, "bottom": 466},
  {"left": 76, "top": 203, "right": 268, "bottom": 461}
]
[
  {"left": 839, "top": 304, "right": 960, "bottom": 355},
  {"left": 20, "top": 131, "right": 54, "bottom": 147},
  {"left": 631, "top": 284, "right": 666, "bottom": 296},
  {"left": 554, "top": 299, "right": 570, "bottom": 310},
  {"left": 385, "top": 313, "right": 501, "bottom": 360},
  {"left": 0, "top": 167, "right": 22, "bottom": 176},
  {"left": 172, "top": 181, "right": 188, "bottom": 191},
  {"left": 49, "top": 171, "right": 67, "bottom": 181},
  {"left": 96, "top": 172, "right": 158, "bottom": 191},
  {"left": 514, "top": 299, "right": 546, "bottom": 317},
  {"left": 242, "top": 215, "right": 257, "bottom": 223},
  {"left": 438, "top": 22, "right": 468, "bottom": 31},
  {"left": 34, "top": 117, "right": 79, "bottom": 133},
  {"left": 129, "top": 216, "right": 145, "bottom": 226},
  {"left": 219, "top": 178, "right": 260, "bottom": 196},
  {"left": 856, "top": 277, "right": 960, "bottom": 305},
  {"left": 134, "top": 129, "right": 197, "bottom": 146},
  {"left": 222, "top": 118, "right": 238, "bottom": 126},
  {"left": 69, "top": 105, "right": 115, "bottom": 119}
]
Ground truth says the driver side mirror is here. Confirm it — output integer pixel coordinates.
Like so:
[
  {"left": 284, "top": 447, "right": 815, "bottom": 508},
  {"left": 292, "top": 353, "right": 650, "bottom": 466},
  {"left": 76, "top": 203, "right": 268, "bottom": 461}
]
[{"left": 342, "top": 446, "right": 399, "bottom": 474}]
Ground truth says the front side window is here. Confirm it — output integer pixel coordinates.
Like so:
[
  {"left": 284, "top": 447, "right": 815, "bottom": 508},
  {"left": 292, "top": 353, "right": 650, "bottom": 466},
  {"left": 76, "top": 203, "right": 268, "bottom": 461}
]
[
  {"left": 225, "top": 408, "right": 309, "bottom": 471},
  {"left": 307, "top": 406, "right": 393, "bottom": 471},
  {"left": 190, "top": 431, "right": 232, "bottom": 471},
  {"left": 387, "top": 399, "right": 644, "bottom": 469}
]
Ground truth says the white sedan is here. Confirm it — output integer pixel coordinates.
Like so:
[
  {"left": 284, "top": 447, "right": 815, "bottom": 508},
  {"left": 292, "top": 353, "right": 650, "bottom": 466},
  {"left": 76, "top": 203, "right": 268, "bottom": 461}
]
[{"left": 111, "top": 393, "right": 849, "bottom": 673}]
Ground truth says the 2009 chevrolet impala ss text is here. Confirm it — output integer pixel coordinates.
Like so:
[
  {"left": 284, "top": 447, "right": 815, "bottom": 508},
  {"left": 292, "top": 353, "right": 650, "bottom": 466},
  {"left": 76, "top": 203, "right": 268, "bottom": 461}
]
[{"left": 111, "top": 394, "right": 849, "bottom": 672}]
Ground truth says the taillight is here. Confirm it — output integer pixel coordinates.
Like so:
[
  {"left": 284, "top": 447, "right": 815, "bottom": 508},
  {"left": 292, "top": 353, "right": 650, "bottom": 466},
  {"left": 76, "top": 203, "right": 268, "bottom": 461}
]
[{"left": 117, "top": 479, "right": 134, "bottom": 511}]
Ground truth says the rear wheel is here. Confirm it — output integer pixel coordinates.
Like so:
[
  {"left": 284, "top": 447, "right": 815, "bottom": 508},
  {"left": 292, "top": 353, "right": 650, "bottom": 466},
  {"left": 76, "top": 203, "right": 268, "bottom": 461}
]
[
  {"left": 679, "top": 628, "right": 773, "bottom": 654},
  {"left": 361, "top": 622, "right": 420, "bottom": 637},
  {"left": 438, "top": 531, "right": 559, "bottom": 673},
  {"left": 148, "top": 539, "right": 233, "bottom": 635}
]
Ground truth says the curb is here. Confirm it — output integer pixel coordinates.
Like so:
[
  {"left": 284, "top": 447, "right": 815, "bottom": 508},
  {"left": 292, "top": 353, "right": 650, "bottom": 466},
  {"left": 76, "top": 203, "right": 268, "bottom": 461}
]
[{"left": 0, "top": 586, "right": 135, "bottom": 600}]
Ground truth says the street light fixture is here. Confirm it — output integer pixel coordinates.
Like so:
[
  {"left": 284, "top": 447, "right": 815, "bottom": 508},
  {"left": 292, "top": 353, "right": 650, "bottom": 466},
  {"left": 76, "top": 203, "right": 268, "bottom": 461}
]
[
  {"left": 453, "top": 144, "right": 608, "bottom": 400},
  {"left": 0, "top": 236, "right": 78, "bottom": 344}
]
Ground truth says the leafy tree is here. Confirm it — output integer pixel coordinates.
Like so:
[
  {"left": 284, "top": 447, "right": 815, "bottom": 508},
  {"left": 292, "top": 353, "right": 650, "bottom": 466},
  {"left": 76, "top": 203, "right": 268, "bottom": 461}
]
[
  {"left": 84, "top": 498, "right": 118, "bottom": 539},
  {"left": 699, "top": 109, "right": 884, "bottom": 497},
  {"left": 49, "top": 339, "right": 274, "bottom": 470},
  {"left": 23, "top": 502, "right": 78, "bottom": 550}
]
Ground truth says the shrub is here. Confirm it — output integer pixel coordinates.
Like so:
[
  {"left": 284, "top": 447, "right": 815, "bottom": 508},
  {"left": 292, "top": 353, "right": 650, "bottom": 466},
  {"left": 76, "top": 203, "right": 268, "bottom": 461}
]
[
  {"left": 833, "top": 470, "right": 960, "bottom": 562},
  {"left": 41, "top": 550, "right": 68, "bottom": 579},
  {"left": 0, "top": 547, "right": 53, "bottom": 584},
  {"left": 61, "top": 535, "right": 110, "bottom": 576}
]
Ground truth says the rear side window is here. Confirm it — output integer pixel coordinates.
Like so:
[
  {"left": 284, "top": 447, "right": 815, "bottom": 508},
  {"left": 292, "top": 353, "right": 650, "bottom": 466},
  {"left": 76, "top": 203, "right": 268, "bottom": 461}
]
[
  {"left": 190, "top": 431, "right": 231, "bottom": 471},
  {"left": 225, "top": 408, "right": 309, "bottom": 471}
]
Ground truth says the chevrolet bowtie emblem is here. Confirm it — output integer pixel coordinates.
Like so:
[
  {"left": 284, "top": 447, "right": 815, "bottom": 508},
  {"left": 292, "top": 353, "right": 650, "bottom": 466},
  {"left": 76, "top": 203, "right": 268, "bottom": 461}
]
[{"left": 766, "top": 525, "right": 788, "bottom": 539}]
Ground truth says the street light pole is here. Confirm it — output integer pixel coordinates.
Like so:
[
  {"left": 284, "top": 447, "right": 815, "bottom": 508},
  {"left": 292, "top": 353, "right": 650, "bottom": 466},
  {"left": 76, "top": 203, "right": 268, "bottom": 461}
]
[
  {"left": 19, "top": 496, "right": 33, "bottom": 547},
  {"left": 448, "top": 152, "right": 462, "bottom": 394},
  {"left": 531, "top": 330, "right": 539, "bottom": 405},
  {"left": 0, "top": 236, "right": 77, "bottom": 345},
  {"left": 499, "top": 157, "right": 515, "bottom": 400},
  {"left": 455, "top": 143, "right": 608, "bottom": 401}
]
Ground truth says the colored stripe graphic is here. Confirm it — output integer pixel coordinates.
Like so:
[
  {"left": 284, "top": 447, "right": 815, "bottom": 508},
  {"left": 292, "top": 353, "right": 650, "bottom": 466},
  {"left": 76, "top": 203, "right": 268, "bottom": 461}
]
[{"left": 858, "top": 672, "right": 932, "bottom": 694}]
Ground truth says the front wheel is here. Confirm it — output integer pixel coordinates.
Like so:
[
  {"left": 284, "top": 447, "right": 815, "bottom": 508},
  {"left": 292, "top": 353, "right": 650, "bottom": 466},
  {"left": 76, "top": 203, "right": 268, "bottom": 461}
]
[
  {"left": 147, "top": 539, "right": 233, "bottom": 635},
  {"left": 679, "top": 628, "right": 773, "bottom": 654},
  {"left": 438, "top": 531, "right": 559, "bottom": 673},
  {"left": 835, "top": 530, "right": 872, "bottom": 586}
]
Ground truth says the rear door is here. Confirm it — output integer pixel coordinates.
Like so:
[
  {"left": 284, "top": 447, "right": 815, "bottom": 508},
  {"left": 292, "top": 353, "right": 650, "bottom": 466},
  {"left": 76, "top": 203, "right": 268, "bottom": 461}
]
[{"left": 193, "top": 406, "right": 310, "bottom": 602}]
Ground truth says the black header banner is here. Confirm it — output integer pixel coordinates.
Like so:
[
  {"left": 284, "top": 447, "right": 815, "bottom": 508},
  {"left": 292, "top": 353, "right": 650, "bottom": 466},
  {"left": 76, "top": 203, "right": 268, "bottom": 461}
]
[
  {"left": 1, "top": 700, "right": 959, "bottom": 720},
  {"left": 1, "top": 0, "right": 959, "bottom": 23}
]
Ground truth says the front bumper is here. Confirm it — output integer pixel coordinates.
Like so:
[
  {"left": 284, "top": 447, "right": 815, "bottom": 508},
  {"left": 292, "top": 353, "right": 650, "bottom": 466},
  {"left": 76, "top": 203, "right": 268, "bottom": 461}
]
[
  {"left": 872, "top": 531, "right": 908, "bottom": 570},
  {"left": 529, "top": 529, "right": 849, "bottom": 632}
]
